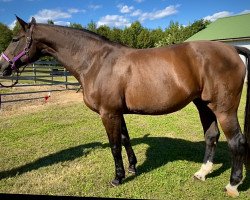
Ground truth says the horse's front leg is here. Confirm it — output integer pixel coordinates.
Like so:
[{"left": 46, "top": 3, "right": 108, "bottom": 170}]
[{"left": 101, "top": 112, "right": 125, "bottom": 186}]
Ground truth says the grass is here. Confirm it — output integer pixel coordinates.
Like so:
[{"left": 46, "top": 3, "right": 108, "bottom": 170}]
[{"left": 0, "top": 86, "right": 249, "bottom": 199}]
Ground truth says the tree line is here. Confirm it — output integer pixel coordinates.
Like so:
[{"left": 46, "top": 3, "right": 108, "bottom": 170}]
[{"left": 0, "top": 19, "right": 210, "bottom": 54}]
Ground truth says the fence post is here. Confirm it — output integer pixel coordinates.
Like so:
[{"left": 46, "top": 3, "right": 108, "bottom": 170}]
[
  {"left": 33, "top": 64, "right": 37, "bottom": 84},
  {"left": 11, "top": 73, "right": 14, "bottom": 85},
  {"left": 64, "top": 68, "right": 68, "bottom": 89},
  {"left": 51, "top": 64, "right": 54, "bottom": 85}
]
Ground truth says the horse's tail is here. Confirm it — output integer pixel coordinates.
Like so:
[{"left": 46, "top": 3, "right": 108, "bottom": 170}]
[{"left": 235, "top": 46, "right": 250, "bottom": 169}]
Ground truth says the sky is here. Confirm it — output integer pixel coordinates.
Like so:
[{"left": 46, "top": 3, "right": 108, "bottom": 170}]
[{"left": 0, "top": 0, "right": 250, "bottom": 30}]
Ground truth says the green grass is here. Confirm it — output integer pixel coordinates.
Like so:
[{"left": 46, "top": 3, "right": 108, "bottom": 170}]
[{"left": 0, "top": 86, "right": 249, "bottom": 199}]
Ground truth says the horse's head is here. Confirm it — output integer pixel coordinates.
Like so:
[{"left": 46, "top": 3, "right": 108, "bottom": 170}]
[{"left": 0, "top": 16, "right": 40, "bottom": 76}]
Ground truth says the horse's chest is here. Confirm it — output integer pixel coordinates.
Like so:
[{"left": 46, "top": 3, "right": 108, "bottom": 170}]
[{"left": 82, "top": 87, "right": 101, "bottom": 113}]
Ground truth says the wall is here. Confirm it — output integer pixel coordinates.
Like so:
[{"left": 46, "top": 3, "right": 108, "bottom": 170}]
[{"left": 222, "top": 39, "right": 250, "bottom": 64}]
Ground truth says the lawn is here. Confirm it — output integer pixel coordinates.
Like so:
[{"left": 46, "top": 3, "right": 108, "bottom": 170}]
[{"left": 0, "top": 86, "right": 249, "bottom": 199}]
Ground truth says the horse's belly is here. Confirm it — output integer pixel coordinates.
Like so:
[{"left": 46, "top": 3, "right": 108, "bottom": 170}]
[{"left": 125, "top": 87, "right": 194, "bottom": 115}]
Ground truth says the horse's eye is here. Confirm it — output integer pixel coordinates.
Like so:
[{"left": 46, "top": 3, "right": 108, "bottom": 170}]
[{"left": 12, "top": 38, "right": 19, "bottom": 42}]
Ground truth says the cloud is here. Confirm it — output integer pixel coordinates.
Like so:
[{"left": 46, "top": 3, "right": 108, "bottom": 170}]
[
  {"left": 131, "top": 9, "right": 142, "bottom": 17},
  {"left": 203, "top": 10, "right": 250, "bottom": 22},
  {"left": 134, "top": 0, "right": 144, "bottom": 3},
  {"left": 240, "top": 10, "right": 250, "bottom": 14},
  {"left": 89, "top": 4, "right": 102, "bottom": 10},
  {"left": 203, "top": 11, "right": 233, "bottom": 21},
  {"left": 68, "top": 8, "right": 86, "bottom": 14},
  {"left": 54, "top": 21, "right": 71, "bottom": 26},
  {"left": 9, "top": 20, "right": 16, "bottom": 30},
  {"left": 138, "top": 5, "right": 179, "bottom": 21},
  {"left": 119, "top": 5, "right": 134, "bottom": 14},
  {"left": 32, "top": 9, "right": 71, "bottom": 23},
  {"left": 97, "top": 15, "right": 131, "bottom": 27}
]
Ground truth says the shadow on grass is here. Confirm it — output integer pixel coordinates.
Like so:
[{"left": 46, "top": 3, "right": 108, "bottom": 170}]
[
  {"left": 127, "top": 135, "right": 250, "bottom": 192},
  {"left": 0, "top": 135, "right": 249, "bottom": 191},
  {"left": 124, "top": 135, "right": 230, "bottom": 180},
  {"left": 0, "top": 142, "right": 108, "bottom": 180}
]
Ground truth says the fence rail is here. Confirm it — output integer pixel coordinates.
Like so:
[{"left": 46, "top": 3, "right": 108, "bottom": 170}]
[{"left": 0, "top": 61, "right": 80, "bottom": 109}]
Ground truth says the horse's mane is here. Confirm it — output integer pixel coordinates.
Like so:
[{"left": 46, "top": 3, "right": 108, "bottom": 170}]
[{"left": 37, "top": 23, "right": 125, "bottom": 47}]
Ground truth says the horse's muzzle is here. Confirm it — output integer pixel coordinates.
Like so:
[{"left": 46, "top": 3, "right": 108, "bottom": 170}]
[
  {"left": 0, "top": 56, "right": 12, "bottom": 76},
  {"left": 2, "top": 67, "right": 12, "bottom": 76}
]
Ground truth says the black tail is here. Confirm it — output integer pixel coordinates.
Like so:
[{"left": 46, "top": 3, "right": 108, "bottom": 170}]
[{"left": 235, "top": 46, "right": 250, "bottom": 169}]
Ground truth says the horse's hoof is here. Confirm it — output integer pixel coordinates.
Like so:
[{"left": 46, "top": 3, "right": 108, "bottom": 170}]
[
  {"left": 128, "top": 166, "right": 137, "bottom": 174},
  {"left": 225, "top": 184, "right": 239, "bottom": 198},
  {"left": 110, "top": 179, "right": 121, "bottom": 187},
  {"left": 193, "top": 172, "right": 205, "bottom": 181}
]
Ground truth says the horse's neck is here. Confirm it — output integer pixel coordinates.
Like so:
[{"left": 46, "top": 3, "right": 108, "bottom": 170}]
[{"left": 36, "top": 25, "right": 114, "bottom": 81}]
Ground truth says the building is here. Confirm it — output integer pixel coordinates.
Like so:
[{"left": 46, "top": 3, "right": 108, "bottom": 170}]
[{"left": 186, "top": 13, "right": 250, "bottom": 64}]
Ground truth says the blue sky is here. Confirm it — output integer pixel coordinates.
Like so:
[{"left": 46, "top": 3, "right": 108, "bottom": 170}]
[{"left": 0, "top": 0, "right": 249, "bottom": 29}]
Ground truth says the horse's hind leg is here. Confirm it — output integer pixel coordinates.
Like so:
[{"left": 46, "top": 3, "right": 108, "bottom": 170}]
[
  {"left": 215, "top": 112, "right": 246, "bottom": 197},
  {"left": 121, "top": 116, "right": 137, "bottom": 174},
  {"left": 193, "top": 98, "right": 220, "bottom": 181}
]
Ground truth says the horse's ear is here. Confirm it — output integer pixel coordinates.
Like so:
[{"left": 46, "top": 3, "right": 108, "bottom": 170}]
[
  {"left": 15, "top": 15, "right": 28, "bottom": 32},
  {"left": 30, "top": 17, "right": 36, "bottom": 25}
]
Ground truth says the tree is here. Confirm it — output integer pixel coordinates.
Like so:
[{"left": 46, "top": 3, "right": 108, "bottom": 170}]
[
  {"left": 182, "top": 19, "right": 210, "bottom": 41},
  {"left": 165, "top": 21, "right": 185, "bottom": 44},
  {"left": 121, "top": 21, "right": 144, "bottom": 48},
  {"left": 86, "top": 20, "right": 97, "bottom": 33},
  {"left": 0, "top": 23, "right": 13, "bottom": 52},
  {"left": 109, "top": 28, "right": 123, "bottom": 44},
  {"left": 155, "top": 19, "right": 210, "bottom": 47},
  {"left": 137, "top": 29, "right": 154, "bottom": 48},
  {"left": 47, "top": 20, "right": 54, "bottom": 25},
  {"left": 70, "top": 23, "right": 83, "bottom": 29},
  {"left": 97, "top": 25, "right": 111, "bottom": 39},
  {"left": 12, "top": 21, "right": 21, "bottom": 36},
  {"left": 150, "top": 28, "right": 165, "bottom": 46}
]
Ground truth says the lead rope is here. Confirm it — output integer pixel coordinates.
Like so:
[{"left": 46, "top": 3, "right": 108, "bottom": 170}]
[{"left": 0, "top": 64, "right": 28, "bottom": 88}]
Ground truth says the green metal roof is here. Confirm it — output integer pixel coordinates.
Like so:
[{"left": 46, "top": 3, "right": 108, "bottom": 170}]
[{"left": 186, "top": 13, "right": 250, "bottom": 41}]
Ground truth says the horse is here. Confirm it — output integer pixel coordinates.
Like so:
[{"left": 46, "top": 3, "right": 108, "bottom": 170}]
[{"left": 0, "top": 17, "right": 250, "bottom": 197}]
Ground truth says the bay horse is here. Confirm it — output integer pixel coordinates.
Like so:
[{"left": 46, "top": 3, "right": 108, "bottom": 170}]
[{"left": 1, "top": 17, "right": 250, "bottom": 197}]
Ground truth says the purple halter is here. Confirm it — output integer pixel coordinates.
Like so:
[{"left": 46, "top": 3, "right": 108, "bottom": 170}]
[
  {"left": 1, "top": 50, "right": 28, "bottom": 72},
  {"left": 1, "top": 24, "right": 34, "bottom": 72}
]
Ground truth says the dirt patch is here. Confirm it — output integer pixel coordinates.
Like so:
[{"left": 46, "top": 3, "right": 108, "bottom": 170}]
[{"left": 0, "top": 85, "right": 83, "bottom": 116}]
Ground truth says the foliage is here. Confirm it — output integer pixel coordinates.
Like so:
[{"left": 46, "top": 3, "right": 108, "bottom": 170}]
[
  {"left": 12, "top": 21, "right": 22, "bottom": 36},
  {"left": 155, "top": 19, "right": 210, "bottom": 47},
  {"left": 96, "top": 25, "right": 111, "bottom": 39},
  {"left": 137, "top": 28, "right": 154, "bottom": 48},
  {"left": 121, "top": 21, "right": 144, "bottom": 48},
  {"left": 47, "top": 20, "right": 54, "bottom": 25},
  {"left": 70, "top": 23, "right": 83, "bottom": 30},
  {"left": 86, "top": 21, "right": 97, "bottom": 33},
  {"left": 0, "top": 23, "right": 13, "bottom": 52},
  {"left": 109, "top": 28, "right": 123, "bottom": 44}
]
